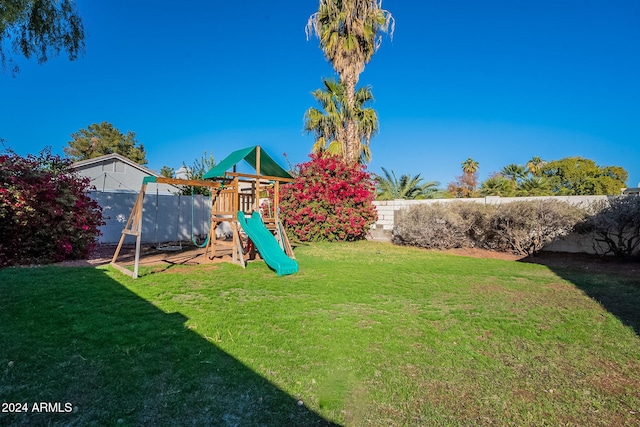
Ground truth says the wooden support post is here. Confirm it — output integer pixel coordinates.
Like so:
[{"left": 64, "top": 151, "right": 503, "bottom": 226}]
[
  {"left": 205, "top": 219, "right": 216, "bottom": 260},
  {"left": 111, "top": 182, "right": 147, "bottom": 278},
  {"left": 231, "top": 220, "right": 238, "bottom": 264},
  {"left": 279, "top": 221, "right": 295, "bottom": 259},
  {"left": 231, "top": 220, "right": 246, "bottom": 268},
  {"left": 274, "top": 181, "right": 279, "bottom": 220},
  {"left": 254, "top": 146, "right": 261, "bottom": 211},
  {"left": 207, "top": 192, "right": 216, "bottom": 260},
  {"left": 249, "top": 181, "right": 255, "bottom": 213}
]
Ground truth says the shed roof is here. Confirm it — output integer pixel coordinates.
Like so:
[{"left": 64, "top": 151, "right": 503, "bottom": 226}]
[
  {"left": 203, "top": 146, "right": 292, "bottom": 180},
  {"left": 71, "top": 153, "right": 159, "bottom": 177}
]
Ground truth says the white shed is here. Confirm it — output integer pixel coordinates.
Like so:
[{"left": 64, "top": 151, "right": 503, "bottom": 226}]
[{"left": 71, "top": 153, "right": 172, "bottom": 193}]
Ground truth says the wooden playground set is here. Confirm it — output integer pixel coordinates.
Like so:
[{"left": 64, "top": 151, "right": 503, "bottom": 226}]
[{"left": 110, "top": 146, "right": 298, "bottom": 278}]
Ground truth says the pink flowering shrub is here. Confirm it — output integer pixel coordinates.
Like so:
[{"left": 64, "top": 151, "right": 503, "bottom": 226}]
[
  {"left": 0, "top": 149, "right": 104, "bottom": 266},
  {"left": 279, "top": 154, "right": 377, "bottom": 241}
]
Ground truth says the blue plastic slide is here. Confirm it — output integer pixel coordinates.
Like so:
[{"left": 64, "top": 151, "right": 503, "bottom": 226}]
[{"left": 236, "top": 211, "right": 298, "bottom": 276}]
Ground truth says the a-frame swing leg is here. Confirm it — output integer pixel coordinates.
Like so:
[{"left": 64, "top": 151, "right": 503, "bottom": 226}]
[
  {"left": 205, "top": 219, "right": 219, "bottom": 260},
  {"left": 277, "top": 220, "right": 295, "bottom": 259},
  {"left": 231, "top": 220, "right": 245, "bottom": 268},
  {"left": 111, "top": 183, "right": 147, "bottom": 279}
]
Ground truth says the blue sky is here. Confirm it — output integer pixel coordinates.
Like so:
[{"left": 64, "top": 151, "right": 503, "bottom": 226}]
[{"left": 2, "top": 0, "right": 639, "bottom": 188}]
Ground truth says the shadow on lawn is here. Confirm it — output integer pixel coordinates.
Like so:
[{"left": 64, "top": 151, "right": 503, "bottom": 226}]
[
  {"left": 0, "top": 267, "right": 339, "bottom": 427},
  {"left": 520, "top": 253, "right": 640, "bottom": 336}
]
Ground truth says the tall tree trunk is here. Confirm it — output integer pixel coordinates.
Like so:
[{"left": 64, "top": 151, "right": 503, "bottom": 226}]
[{"left": 343, "top": 72, "right": 358, "bottom": 163}]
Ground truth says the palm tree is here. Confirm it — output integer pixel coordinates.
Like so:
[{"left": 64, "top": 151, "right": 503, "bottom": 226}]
[
  {"left": 304, "top": 78, "right": 378, "bottom": 163},
  {"left": 480, "top": 174, "right": 516, "bottom": 197},
  {"left": 306, "top": 0, "right": 394, "bottom": 163},
  {"left": 375, "top": 167, "right": 440, "bottom": 200},
  {"left": 461, "top": 158, "right": 479, "bottom": 175},
  {"left": 501, "top": 164, "right": 526, "bottom": 183},
  {"left": 517, "top": 176, "right": 553, "bottom": 196},
  {"left": 304, "top": 79, "right": 345, "bottom": 158},
  {"left": 526, "top": 156, "right": 546, "bottom": 176}
]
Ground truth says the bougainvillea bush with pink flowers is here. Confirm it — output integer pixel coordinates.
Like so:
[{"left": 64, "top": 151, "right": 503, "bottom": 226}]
[
  {"left": 279, "top": 154, "right": 377, "bottom": 242},
  {"left": 0, "top": 149, "right": 104, "bottom": 266}
]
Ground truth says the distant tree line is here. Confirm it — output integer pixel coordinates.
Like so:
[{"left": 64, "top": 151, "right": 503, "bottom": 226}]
[
  {"left": 478, "top": 156, "right": 627, "bottom": 197},
  {"left": 378, "top": 156, "right": 628, "bottom": 200}
]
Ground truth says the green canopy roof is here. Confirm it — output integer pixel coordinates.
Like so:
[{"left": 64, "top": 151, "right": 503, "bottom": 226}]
[{"left": 202, "top": 146, "right": 293, "bottom": 180}]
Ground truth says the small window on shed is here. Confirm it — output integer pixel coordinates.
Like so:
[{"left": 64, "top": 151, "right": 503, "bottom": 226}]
[{"left": 115, "top": 161, "right": 125, "bottom": 173}]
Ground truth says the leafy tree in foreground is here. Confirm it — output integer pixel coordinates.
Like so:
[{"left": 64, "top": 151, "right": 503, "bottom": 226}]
[
  {"left": 541, "top": 157, "right": 627, "bottom": 195},
  {"left": 306, "top": 0, "right": 394, "bottom": 163},
  {"left": 1, "top": 0, "right": 84, "bottom": 74},
  {"left": 304, "top": 77, "right": 378, "bottom": 163},
  {"left": 375, "top": 167, "right": 440, "bottom": 200},
  {"left": 0, "top": 148, "right": 103, "bottom": 266},
  {"left": 65, "top": 122, "right": 147, "bottom": 165},
  {"left": 279, "top": 153, "right": 377, "bottom": 241}
]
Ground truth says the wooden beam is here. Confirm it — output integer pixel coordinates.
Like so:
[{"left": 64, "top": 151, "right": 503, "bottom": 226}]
[
  {"left": 109, "top": 261, "right": 136, "bottom": 278},
  {"left": 151, "top": 177, "right": 222, "bottom": 187},
  {"left": 223, "top": 171, "right": 294, "bottom": 183}
]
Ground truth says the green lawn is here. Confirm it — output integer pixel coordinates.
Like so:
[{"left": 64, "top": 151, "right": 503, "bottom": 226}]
[{"left": 1, "top": 241, "right": 639, "bottom": 426}]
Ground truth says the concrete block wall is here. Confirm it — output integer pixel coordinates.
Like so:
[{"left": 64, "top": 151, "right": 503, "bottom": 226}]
[{"left": 542, "top": 233, "right": 606, "bottom": 254}]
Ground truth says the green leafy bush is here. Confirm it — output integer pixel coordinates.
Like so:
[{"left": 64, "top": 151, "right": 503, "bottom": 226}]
[
  {"left": 279, "top": 154, "right": 377, "bottom": 241},
  {"left": 0, "top": 149, "right": 104, "bottom": 266}
]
